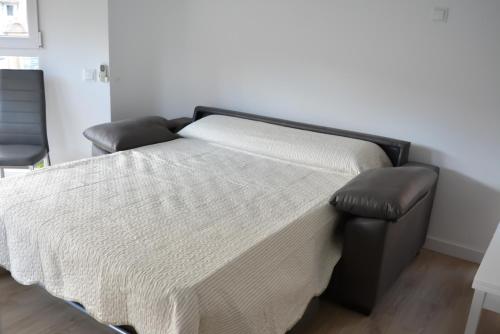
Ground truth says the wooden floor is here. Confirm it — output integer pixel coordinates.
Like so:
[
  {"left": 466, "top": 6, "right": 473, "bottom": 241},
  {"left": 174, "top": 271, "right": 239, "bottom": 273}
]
[{"left": 1, "top": 250, "right": 500, "bottom": 334}]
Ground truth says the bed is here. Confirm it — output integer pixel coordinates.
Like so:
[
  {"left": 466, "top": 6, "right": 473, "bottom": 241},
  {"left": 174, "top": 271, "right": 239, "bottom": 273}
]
[{"left": 0, "top": 106, "right": 438, "bottom": 334}]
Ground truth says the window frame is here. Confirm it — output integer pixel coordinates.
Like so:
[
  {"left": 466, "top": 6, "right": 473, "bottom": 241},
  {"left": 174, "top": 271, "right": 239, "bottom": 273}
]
[{"left": 0, "top": 0, "right": 42, "bottom": 49}]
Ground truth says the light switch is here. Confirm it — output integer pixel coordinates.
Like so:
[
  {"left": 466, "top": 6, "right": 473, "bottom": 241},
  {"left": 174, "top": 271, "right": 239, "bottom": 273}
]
[
  {"left": 432, "top": 7, "right": 449, "bottom": 23},
  {"left": 82, "top": 68, "right": 96, "bottom": 81}
]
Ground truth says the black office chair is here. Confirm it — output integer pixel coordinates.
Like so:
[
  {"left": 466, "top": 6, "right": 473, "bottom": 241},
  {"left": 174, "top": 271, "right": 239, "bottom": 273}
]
[{"left": 0, "top": 69, "right": 50, "bottom": 178}]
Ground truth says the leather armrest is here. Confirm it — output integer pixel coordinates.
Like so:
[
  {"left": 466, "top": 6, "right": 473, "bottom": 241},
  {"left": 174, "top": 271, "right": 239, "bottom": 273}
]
[
  {"left": 83, "top": 116, "right": 179, "bottom": 153},
  {"left": 167, "top": 117, "right": 192, "bottom": 133},
  {"left": 330, "top": 166, "right": 438, "bottom": 221},
  {"left": 404, "top": 161, "right": 440, "bottom": 175}
]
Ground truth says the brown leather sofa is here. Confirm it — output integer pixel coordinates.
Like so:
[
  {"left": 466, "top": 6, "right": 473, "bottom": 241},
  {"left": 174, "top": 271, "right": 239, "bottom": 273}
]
[{"left": 83, "top": 106, "right": 439, "bottom": 330}]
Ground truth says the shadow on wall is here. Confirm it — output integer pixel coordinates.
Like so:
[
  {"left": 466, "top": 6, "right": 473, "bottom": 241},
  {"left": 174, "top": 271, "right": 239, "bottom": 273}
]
[{"left": 412, "top": 145, "right": 500, "bottom": 258}]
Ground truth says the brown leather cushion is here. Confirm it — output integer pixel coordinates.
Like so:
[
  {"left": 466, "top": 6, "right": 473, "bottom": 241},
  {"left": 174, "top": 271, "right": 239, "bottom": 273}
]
[
  {"left": 330, "top": 167, "right": 438, "bottom": 221},
  {"left": 83, "top": 117, "right": 179, "bottom": 153}
]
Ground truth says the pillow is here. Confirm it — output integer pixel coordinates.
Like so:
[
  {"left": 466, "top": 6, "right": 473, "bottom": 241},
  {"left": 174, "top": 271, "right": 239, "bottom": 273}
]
[{"left": 178, "top": 115, "right": 392, "bottom": 176}]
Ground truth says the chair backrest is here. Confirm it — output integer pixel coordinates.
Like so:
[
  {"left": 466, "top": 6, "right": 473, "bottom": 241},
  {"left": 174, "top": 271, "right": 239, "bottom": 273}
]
[{"left": 0, "top": 69, "right": 48, "bottom": 151}]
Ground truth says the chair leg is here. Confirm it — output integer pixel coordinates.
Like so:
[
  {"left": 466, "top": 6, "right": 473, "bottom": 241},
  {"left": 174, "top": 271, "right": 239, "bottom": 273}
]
[
  {"left": 0, "top": 168, "right": 4, "bottom": 178},
  {"left": 29, "top": 165, "right": 35, "bottom": 171},
  {"left": 44, "top": 153, "right": 51, "bottom": 167}
]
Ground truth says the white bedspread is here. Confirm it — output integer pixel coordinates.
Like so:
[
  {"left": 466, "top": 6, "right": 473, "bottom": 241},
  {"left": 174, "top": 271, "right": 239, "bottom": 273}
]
[{"left": 0, "top": 139, "right": 350, "bottom": 334}]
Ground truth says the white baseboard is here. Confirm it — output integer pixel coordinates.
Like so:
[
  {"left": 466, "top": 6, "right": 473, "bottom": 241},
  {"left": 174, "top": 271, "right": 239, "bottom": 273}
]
[{"left": 424, "top": 236, "right": 484, "bottom": 264}]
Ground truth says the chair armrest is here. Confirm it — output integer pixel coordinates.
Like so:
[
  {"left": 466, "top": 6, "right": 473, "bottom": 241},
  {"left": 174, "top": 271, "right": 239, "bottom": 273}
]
[
  {"left": 83, "top": 116, "right": 179, "bottom": 153},
  {"left": 330, "top": 166, "right": 438, "bottom": 221}
]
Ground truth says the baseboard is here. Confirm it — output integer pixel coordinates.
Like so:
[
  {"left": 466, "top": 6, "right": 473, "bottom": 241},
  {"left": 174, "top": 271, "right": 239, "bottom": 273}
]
[{"left": 424, "top": 236, "right": 484, "bottom": 264}]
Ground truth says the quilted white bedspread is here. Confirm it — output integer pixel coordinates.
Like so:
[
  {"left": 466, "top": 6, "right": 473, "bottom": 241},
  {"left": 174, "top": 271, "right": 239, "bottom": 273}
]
[{"left": 0, "top": 139, "right": 350, "bottom": 334}]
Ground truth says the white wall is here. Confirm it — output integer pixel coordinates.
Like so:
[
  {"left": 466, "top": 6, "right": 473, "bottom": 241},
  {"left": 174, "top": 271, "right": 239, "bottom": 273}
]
[
  {"left": 3, "top": 0, "right": 111, "bottom": 163},
  {"left": 109, "top": 0, "right": 500, "bottom": 262}
]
